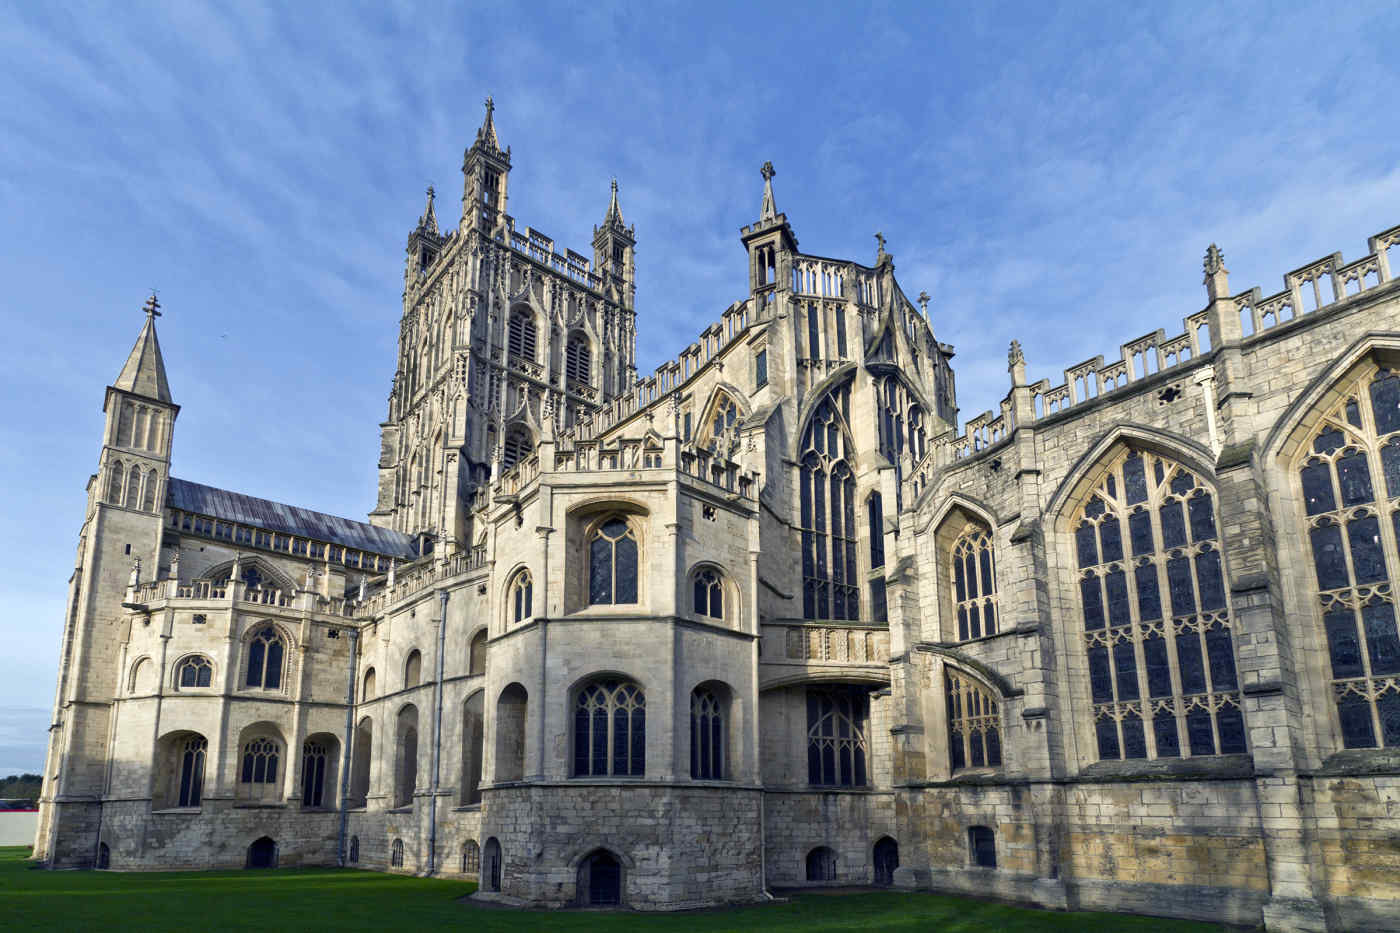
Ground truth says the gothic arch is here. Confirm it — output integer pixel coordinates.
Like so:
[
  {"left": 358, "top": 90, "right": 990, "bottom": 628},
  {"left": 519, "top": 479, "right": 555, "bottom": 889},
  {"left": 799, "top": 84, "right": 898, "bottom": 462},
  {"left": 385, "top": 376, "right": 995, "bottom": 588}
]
[
  {"left": 564, "top": 842, "right": 636, "bottom": 870},
  {"left": 205, "top": 557, "right": 295, "bottom": 593},
  {"left": 919, "top": 490, "right": 1001, "bottom": 536},
  {"left": 760, "top": 670, "right": 891, "bottom": 692},
  {"left": 1263, "top": 333, "right": 1400, "bottom": 463},
  {"left": 790, "top": 366, "right": 858, "bottom": 460},
  {"left": 1045, "top": 424, "right": 1219, "bottom": 528}
]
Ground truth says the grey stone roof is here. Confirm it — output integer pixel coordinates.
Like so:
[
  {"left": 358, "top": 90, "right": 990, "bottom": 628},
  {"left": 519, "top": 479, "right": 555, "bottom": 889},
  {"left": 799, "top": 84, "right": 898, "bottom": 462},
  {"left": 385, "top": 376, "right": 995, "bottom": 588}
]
[
  {"left": 113, "top": 312, "right": 173, "bottom": 403},
  {"left": 167, "top": 477, "right": 417, "bottom": 559}
]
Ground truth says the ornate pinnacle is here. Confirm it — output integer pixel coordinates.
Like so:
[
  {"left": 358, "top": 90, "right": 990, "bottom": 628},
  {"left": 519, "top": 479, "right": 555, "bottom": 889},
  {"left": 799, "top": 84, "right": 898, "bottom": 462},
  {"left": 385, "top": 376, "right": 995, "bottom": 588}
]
[
  {"left": 143, "top": 292, "right": 162, "bottom": 318},
  {"left": 1203, "top": 243, "right": 1224, "bottom": 276},
  {"left": 917, "top": 290, "right": 930, "bottom": 314},
  {"left": 1008, "top": 339, "right": 1025, "bottom": 370},
  {"left": 761, "top": 161, "right": 775, "bottom": 182},
  {"left": 759, "top": 161, "right": 777, "bottom": 221}
]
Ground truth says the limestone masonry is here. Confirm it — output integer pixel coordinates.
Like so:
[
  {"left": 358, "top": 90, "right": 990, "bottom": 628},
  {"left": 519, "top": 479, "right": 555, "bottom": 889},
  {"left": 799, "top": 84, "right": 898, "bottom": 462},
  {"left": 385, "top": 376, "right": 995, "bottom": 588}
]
[{"left": 34, "top": 102, "right": 1400, "bottom": 931}]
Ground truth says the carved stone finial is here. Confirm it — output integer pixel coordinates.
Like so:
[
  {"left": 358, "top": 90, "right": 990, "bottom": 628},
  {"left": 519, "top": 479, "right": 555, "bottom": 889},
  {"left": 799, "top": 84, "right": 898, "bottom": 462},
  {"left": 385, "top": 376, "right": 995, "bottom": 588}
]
[
  {"left": 1204, "top": 243, "right": 1224, "bottom": 276},
  {"left": 875, "top": 232, "right": 886, "bottom": 253},
  {"left": 142, "top": 292, "right": 162, "bottom": 319},
  {"left": 1008, "top": 339, "right": 1025, "bottom": 369},
  {"left": 760, "top": 161, "right": 775, "bottom": 182},
  {"left": 917, "top": 291, "right": 930, "bottom": 314},
  {"left": 484, "top": 95, "right": 494, "bottom": 116},
  {"left": 759, "top": 162, "right": 778, "bottom": 221}
]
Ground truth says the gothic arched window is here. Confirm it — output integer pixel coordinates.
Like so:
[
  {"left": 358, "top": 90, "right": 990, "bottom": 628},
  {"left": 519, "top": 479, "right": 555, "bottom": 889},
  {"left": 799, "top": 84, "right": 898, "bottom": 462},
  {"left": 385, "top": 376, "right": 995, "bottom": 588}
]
[
  {"left": 404, "top": 649, "right": 421, "bottom": 688},
  {"left": 176, "top": 655, "right": 212, "bottom": 689},
  {"left": 692, "top": 568, "right": 723, "bottom": 620},
  {"left": 362, "top": 667, "right": 376, "bottom": 701},
  {"left": 125, "top": 464, "right": 142, "bottom": 508},
  {"left": 301, "top": 740, "right": 328, "bottom": 808},
  {"left": 502, "top": 424, "right": 533, "bottom": 470},
  {"left": 1074, "top": 448, "right": 1245, "bottom": 761},
  {"left": 702, "top": 394, "right": 740, "bottom": 453},
  {"left": 508, "top": 308, "right": 537, "bottom": 360},
  {"left": 868, "top": 493, "right": 887, "bottom": 623},
  {"left": 245, "top": 626, "right": 285, "bottom": 690},
  {"left": 572, "top": 678, "right": 645, "bottom": 776},
  {"left": 142, "top": 469, "right": 158, "bottom": 511},
  {"left": 390, "top": 838, "right": 404, "bottom": 868},
  {"left": 177, "top": 735, "right": 206, "bottom": 808},
  {"left": 946, "top": 668, "right": 1002, "bottom": 770},
  {"left": 509, "top": 569, "right": 533, "bottom": 624},
  {"left": 690, "top": 687, "right": 724, "bottom": 780},
  {"left": 240, "top": 737, "right": 280, "bottom": 799},
  {"left": 566, "top": 332, "right": 591, "bottom": 385},
  {"left": 588, "top": 517, "right": 639, "bottom": 605},
  {"left": 806, "top": 686, "right": 868, "bottom": 786},
  {"left": 951, "top": 525, "right": 997, "bottom": 640},
  {"left": 1296, "top": 365, "right": 1400, "bottom": 748},
  {"left": 462, "top": 840, "right": 480, "bottom": 874},
  {"left": 800, "top": 385, "right": 858, "bottom": 621},
  {"left": 107, "top": 460, "right": 124, "bottom": 504}
]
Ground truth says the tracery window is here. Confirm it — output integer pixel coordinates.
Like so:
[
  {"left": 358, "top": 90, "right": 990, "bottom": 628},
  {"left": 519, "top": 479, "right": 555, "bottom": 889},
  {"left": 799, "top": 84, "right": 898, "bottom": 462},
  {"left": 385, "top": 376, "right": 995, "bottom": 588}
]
[
  {"left": 951, "top": 525, "right": 997, "bottom": 640},
  {"left": 462, "top": 840, "right": 480, "bottom": 874},
  {"left": 508, "top": 308, "right": 537, "bottom": 360},
  {"left": 1296, "top": 365, "right": 1400, "bottom": 748},
  {"left": 1074, "top": 449, "right": 1245, "bottom": 761},
  {"left": 690, "top": 687, "right": 724, "bottom": 779},
  {"left": 240, "top": 737, "right": 280, "bottom": 792},
  {"left": 566, "top": 333, "right": 591, "bottom": 385},
  {"left": 868, "top": 493, "right": 887, "bottom": 623},
  {"left": 125, "top": 465, "right": 142, "bottom": 508},
  {"left": 588, "top": 517, "right": 638, "bottom": 605},
  {"left": 946, "top": 669, "right": 1002, "bottom": 770},
  {"left": 806, "top": 846, "right": 837, "bottom": 881},
  {"left": 800, "top": 386, "right": 858, "bottom": 621},
  {"left": 107, "top": 459, "right": 124, "bottom": 503},
  {"left": 177, "top": 735, "right": 206, "bottom": 807},
  {"left": 704, "top": 395, "right": 740, "bottom": 453},
  {"left": 301, "top": 741, "right": 328, "bottom": 807},
  {"left": 806, "top": 686, "right": 868, "bottom": 786},
  {"left": 572, "top": 678, "right": 645, "bottom": 777},
  {"left": 245, "top": 626, "right": 285, "bottom": 690},
  {"left": 390, "top": 838, "right": 404, "bottom": 868},
  {"left": 692, "top": 569, "right": 723, "bottom": 620},
  {"left": 176, "top": 655, "right": 212, "bottom": 689},
  {"left": 509, "top": 569, "right": 533, "bottom": 624}
]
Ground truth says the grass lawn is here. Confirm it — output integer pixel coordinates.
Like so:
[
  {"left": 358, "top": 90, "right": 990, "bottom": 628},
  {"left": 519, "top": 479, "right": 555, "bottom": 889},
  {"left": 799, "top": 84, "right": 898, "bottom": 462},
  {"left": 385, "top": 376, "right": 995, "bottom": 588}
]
[{"left": 0, "top": 846, "right": 1238, "bottom": 932}]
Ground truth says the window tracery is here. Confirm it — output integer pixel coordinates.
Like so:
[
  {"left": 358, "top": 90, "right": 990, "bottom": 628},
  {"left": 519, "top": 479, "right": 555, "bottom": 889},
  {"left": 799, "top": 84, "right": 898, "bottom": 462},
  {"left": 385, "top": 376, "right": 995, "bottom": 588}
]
[
  {"left": 176, "top": 655, "right": 212, "bottom": 689},
  {"left": 692, "top": 568, "right": 723, "bottom": 620},
  {"left": 806, "top": 686, "right": 868, "bottom": 786},
  {"left": 690, "top": 687, "right": 724, "bottom": 779},
  {"left": 589, "top": 517, "right": 638, "bottom": 605},
  {"left": 1073, "top": 448, "right": 1245, "bottom": 761},
  {"left": 946, "top": 669, "right": 1002, "bottom": 770},
  {"left": 509, "top": 569, "right": 533, "bottom": 624},
  {"left": 800, "top": 385, "right": 858, "bottom": 621},
  {"left": 245, "top": 626, "right": 285, "bottom": 690},
  {"left": 951, "top": 525, "right": 997, "bottom": 640},
  {"left": 572, "top": 678, "right": 645, "bottom": 777},
  {"left": 177, "top": 735, "right": 206, "bottom": 808},
  {"left": 240, "top": 737, "right": 280, "bottom": 797},
  {"left": 1296, "top": 365, "right": 1400, "bottom": 748},
  {"left": 301, "top": 740, "right": 328, "bottom": 808}
]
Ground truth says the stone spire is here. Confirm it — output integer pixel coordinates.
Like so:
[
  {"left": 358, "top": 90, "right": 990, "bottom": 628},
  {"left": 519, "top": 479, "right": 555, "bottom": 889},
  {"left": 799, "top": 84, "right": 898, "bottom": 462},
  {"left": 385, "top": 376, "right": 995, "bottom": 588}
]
[
  {"left": 604, "top": 178, "right": 625, "bottom": 226},
  {"left": 759, "top": 161, "right": 777, "bottom": 221},
  {"left": 416, "top": 185, "right": 439, "bottom": 236},
  {"left": 477, "top": 95, "right": 500, "bottom": 150},
  {"left": 114, "top": 294, "right": 173, "bottom": 403}
]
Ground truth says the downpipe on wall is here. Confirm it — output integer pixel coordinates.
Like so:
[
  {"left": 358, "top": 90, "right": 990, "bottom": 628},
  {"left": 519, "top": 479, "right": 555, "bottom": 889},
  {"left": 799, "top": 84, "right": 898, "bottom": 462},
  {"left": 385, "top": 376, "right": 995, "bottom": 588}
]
[{"left": 427, "top": 587, "right": 448, "bottom": 875}]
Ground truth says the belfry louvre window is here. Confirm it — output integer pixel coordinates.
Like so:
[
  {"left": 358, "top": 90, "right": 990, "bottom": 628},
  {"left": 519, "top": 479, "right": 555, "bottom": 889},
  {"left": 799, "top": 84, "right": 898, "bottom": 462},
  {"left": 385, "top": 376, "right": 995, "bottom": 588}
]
[
  {"left": 1074, "top": 449, "right": 1246, "bottom": 761},
  {"left": 946, "top": 669, "right": 1002, "bottom": 770},
  {"left": 800, "top": 385, "right": 859, "bottom": 621},
  {"left": 806, "top": 686, "right": 868, "bottom": 786},
  {"left": 1297, "top": 366, "right": 1400, "bottom": 748},
  {"left": 566, "top": 333, "right": 591, "bottom": 385},
  {"left": 589, "top": 518, "right": 638, "bottom": 605},
  {"left": 952, "top": 525, "right": 997, "bottom": 639},
  {"left": 573, "top": 679, "right": 645, "bottom": 776},
  {"left": 507, "top": 309, "right": 537, "bottom": 360},
  {"left": 176, "top": 655, "right": 212, "bottom": 688},
  {"left": 245, "top": 627, "right": 285, "bottom": 690}
]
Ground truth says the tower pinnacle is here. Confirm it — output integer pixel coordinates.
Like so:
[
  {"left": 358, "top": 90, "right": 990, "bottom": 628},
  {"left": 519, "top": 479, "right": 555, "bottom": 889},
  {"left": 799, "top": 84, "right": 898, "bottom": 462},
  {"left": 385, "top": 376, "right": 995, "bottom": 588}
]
[
  {"left": 759, "top": 161, "right": 777, "bottom": 221},
  {"left": 605, "top": 178, "right": 624, "bottom": 225},
  {"left": 478, "top": 95, "right": 500, "bottom": 150},
  {"left": 114, "top": 294, "right": 172, "bottom": 403}
]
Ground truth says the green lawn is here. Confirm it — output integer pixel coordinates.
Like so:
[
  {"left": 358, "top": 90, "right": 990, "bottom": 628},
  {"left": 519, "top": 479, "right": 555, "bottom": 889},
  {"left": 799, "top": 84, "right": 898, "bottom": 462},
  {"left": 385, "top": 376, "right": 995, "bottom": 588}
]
[{"left": 0, "top": 847, "right": 1237, "bottom": 932}]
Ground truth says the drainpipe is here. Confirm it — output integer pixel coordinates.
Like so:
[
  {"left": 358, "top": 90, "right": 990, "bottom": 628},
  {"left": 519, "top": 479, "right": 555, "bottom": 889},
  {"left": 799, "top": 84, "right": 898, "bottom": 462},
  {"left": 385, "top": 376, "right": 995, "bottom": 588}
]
[
  {"left": 337, "top": 629, "right": 359, "bottom": 867},
  {"left": 427, "top": 588, "right": 448, "bottom": 874}
]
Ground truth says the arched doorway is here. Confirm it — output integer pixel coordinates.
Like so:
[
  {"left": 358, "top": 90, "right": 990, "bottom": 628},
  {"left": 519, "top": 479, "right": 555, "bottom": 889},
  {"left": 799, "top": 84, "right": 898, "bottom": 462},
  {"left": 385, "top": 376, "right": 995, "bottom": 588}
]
[
  {"left": 96, "top": 842, "right": 110, "bottom": 869},
  {"left": 482, "top": 837, "right": 502, "bottom": 892},
  {"left": 577, "top": 850, "right": 621, "bottom": 906},
  {"left": 805, "top": 846, "right": 837, "bottom": 882},
  {"left": 247, "top": 836, "right": 277, "bottom": 869},
  {"left": 873, "top": 836, "right": 899, "bottom": 886}
]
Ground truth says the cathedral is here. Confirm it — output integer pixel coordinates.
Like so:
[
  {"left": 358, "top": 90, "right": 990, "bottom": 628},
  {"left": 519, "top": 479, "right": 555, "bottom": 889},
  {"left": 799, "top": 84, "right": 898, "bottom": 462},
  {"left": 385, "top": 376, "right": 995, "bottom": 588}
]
[{"left": 33, "top": 102, "right": 1400, "bottom": 932}]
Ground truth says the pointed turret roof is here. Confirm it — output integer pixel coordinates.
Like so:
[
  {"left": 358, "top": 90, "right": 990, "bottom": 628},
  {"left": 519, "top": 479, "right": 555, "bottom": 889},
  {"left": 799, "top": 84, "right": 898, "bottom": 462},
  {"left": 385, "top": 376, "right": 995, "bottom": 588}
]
[
  {"left": 114, "top": 294, "right": 173, "bottom": 403},
  {"left": 477, "top": 95, "right": 500, "bottom": 150},
  {"left": 416, "top": 185, "right": 439, "bottom": 236},
  {"left": 605, "top": 178, "right": 624, "bottom": 226}
]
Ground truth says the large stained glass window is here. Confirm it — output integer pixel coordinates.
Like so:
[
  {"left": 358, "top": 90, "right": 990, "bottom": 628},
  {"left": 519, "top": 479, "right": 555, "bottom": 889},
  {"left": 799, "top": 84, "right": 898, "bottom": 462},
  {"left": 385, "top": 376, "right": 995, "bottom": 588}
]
[
  {"left": 800, "top": 384, "right": 858, "bottom": 620},
  {"left": 951, "top": 525, "right": 998, "bottom": 640},
  {"left": 573, "top": 679, "right": 645, "bottom": 776},
  {"left": 589, "top": 518, "right": 639, "bottom": 605},
  {"left": 946, "top": 668, "right": 1002, "bottom": 770},
  {"left": 1074, "top": 449, "right": 1246, "bottom": 760},
  {"left": 1297, "top": 365, "right": 1400, "bottom": 748}
]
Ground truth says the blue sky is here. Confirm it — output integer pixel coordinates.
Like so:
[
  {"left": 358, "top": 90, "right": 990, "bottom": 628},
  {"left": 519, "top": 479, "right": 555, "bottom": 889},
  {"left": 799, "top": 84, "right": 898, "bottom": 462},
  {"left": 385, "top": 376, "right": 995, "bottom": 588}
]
[{"left": 1, "top": 1, "right": 1396, "bottom": 774}]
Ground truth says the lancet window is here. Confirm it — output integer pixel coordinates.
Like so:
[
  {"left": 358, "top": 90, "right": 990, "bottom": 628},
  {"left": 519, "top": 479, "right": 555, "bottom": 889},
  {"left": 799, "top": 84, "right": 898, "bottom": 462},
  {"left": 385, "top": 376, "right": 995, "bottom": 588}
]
[
  {"left": 1074, "top": 449, "right": 1246, "bottom": 761},
  {"left": 806, "top": 686, "right": 868, "bottom": 786},
  {"left": 509, "top": 569, "right": 533, "bottom": 624},
  {"left": 693, "top": 568, "right": 724, "bottom": 620},
  {"left": 572, "top": 678, "right": 645, "bottom": 777},
  {"left": 588, "top": 517, "right": 639, "bottom": 605},
  {"left": 245, "top": 626, "right": 285, "bottom": 690},
  {"left": 301, "top": 741, "right": 328, "bottom": 807},
  {"left": 690, "top": 687, "right": 725, "bottom": 780},
  {"left": 800, "top": 385, "right": 858, "bottom": 621},
  {"left": 946, "top": 669, "right": 1002, "bottom": 770},
  {"left": 951, "top": 525, "right": 997, "bottom": 640},
  {"left": 177, "top": 735, "right": 206, "bottom": 808},
  {"left": 1296, "top": 365, "right": 1400, "bottom": 748}
]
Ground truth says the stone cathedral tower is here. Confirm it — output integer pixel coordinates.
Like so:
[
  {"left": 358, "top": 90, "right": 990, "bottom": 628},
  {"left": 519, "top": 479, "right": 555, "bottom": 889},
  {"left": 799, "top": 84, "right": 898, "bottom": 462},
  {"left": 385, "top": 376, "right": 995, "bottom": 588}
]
[{"left": 369, "top": 100, "right": 638, "bottom": 547}]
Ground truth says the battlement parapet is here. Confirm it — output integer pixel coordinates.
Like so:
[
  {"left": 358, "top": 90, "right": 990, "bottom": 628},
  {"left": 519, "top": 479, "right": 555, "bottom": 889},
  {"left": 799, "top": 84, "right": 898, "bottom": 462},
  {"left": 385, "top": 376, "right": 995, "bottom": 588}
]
[{"left": 945, "top": 222, "right": 1400, "bottom": 464}]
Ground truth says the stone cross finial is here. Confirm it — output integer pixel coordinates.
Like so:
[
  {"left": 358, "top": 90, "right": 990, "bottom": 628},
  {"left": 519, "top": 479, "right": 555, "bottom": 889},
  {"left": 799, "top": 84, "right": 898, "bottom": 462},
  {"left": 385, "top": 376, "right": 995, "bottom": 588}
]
[
  {"left": 143, "top": 292, "right": 162, "bottom": 318},
  {"left": 875, "top": 232, "right": 886, "bottom": 253},
  {"left": 484, "top": 95, "right": 494, "bottom": 116},
  {"left": 760, "top": 161, "right": 775, "bottom": 182},
  {"left": 1204, "top": 243, "right": 1224, "bottom": 276},
  {"left": 426, "top": 185, "right": 435, "bottom": 202}
]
